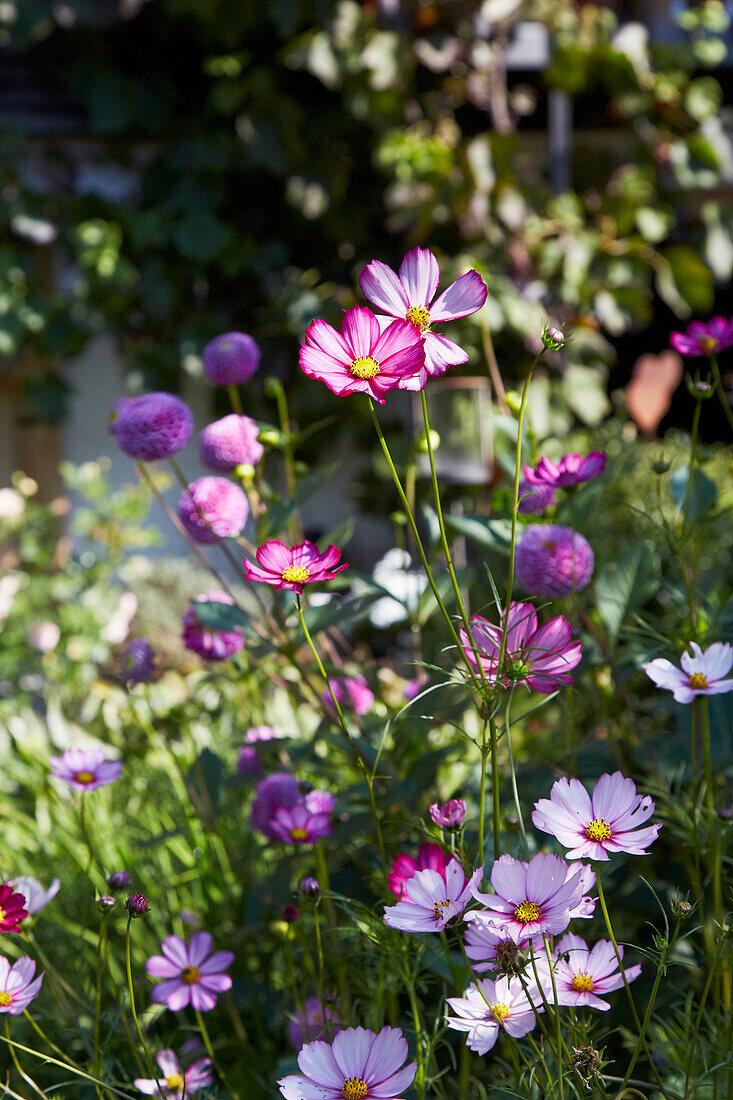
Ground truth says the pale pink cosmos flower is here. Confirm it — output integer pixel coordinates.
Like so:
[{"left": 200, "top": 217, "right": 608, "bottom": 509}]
[
  {"left": 49, "top": 748, "right": 122, "bottom": 791},
  {"left": 134, "top": 1049, "right": 213, "bottom": 1098},
  {"left": 429, "top": 799, "right": 466, "bottom": 829},
  {"left": 146, "top": 932, "right": 234, "bottom": 1013},
  {"left": 269, "top": 803, "right": 333, "bottom": 845},
  {"left": 643, "top": 642, "right": 733, "bottom": 705},
  {"left": 9, "top": 876, "right": 60, "bottom": 916},
  {"left": 278, "top": 1025, "right": 416, "bottom": 1100},
  {"left": 243, "top": 540, "right": 348, "bottom": 595},
  {"left": 445, "top": 976, "right": 538, "bottom": 1055},
  {"left": 532, "top": 773, "right": 660, "bottom": 861},
  {"left": 383, "top": 858, "right": 483, "bottom": 933},
  {"left": 523, "top": 452, "right": 607, "bottom": 490},
  {"left": 0, "top": 956, "right": 44, "bottom": 1014},
  {"left": 460, "top": 602, "right": 582, "bottom": 692},
  {"left": 471, "top": 853, "right": 590, "bottom": 940},
  {"left": 387, "top": 842, "right": 447, "bottom": 900},
  {"left": 299, "top": 305, "right": 425, "bottom": 403},
  {"left": 463, "top": 911, "right": 540, "bottom": 973},
  {"left": 359, "top": 246, "right": 488, "bottom": 390},
  {"left": 670, "top": 316, "right": 733, "bottom": 357},
  {"left": 549, "top": 933, "right": 641, "bottom": 1012}
]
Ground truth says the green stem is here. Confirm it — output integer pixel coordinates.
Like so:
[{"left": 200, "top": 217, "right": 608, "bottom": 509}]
[
  {"left": 4, "top": 1019, "right": 46, "bottom": 1100},
  {"left": 228, "top": 383, "right": 243, "bottom": 415},
  {"left": 0, "top": 1031, "right": 136, "bottom": 1099},
  {"left": 405, "top": 976, "right": 426, "bottom": 1100},
  {"left": 124, "top": 917, "right": 156, "bottom": 1079},
  {"left": 542, "top": 936, "right": 565, "bottom": 1100},
  {"left": 195, "top": 1007, "right": 242, "bottom": 1100},
  {"left": 489, "top": 716, "right": 501, "bottom": 862},
  {"left": 477, "top": 722, "right": 489, "bottom": 861},
  {"left": 23, "top": 1010, "right": 84, "bottom": 1072},
  {"left": 681, "top": 400, "right": 702, "bottom": 529},
  {"left": 94, "top": 914, "right": 109, "bottom": 1078},
  {"left": 619, "top": 917, "right": 681, "bottom": 1095},
  {"left": 504, "top": 693, "right": 530, "bottom": 856},
  {"left": 710, "top": 354, "right": 733, "bottom": 434},
  {"left": 701, "top": 697, "right": 729, "bottom": 1010}
]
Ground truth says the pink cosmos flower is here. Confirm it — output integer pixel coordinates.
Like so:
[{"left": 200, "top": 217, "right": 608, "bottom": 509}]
[
  {"left": 134, "top": 1049, "right": 213, "bottom": 1098},
  {"left": 250, "top": 773, "right": 302, "bottom": 840},
  {"left": 383, "top": 858, "right": 484, "bottom": 933},
  {"left": 445, "top": 976, "right": 538, "bottom": 1055},
  {"left": 531, "top": 773, "right": 661, "bottom": 861},
  {"left": 278, "top": 1025, "right": 416, "bottom": 1100},
  {"left": 0, "top": 885, "right": 28, "bottom": 933},
  {"left": 0, "top": 956, "right": 44, "bottom": 1014},
  {"left": 146, "top": 932, "right": 234, "bottom": 1013},
  {"left": 523, "top": 452, "right": 607, "bottom": 490},
  {"left": 463, "top": 911, "right": 540, "bottom": 973},
  {"left": 322, "top": 675, "right": 375, "bottom": 715},
  {"left": 387, "top": 842, "right": 448, "bottom": 900},
  {"left": 289, "top": 996, "right": 342, "bottom": 1050},
  {"left": 429, "top": 799, "right": 466, "bottom": 829},
  {"left": 670, "top": 317, "right": 733, "bottom": 357},
  {"left": 299, "top": 305, "right": 425, "bottom": 403},
  {"left": 269, "top": 803, "right": 333, "bottom": 845},
  {"left": 49, "top": 748, "right": 122, "bottom": 791},
  {"left": 9, "top": 876, "right": 60, "bottom": 916},
  {"left": 515, "top": 524, "right": 595, "bottom": 599},
  {"left": 460, "top": 602, "right": 582, "bottom": 692},
  {"left": 359, "top": 246, "right": 488, "bottom": 390},
  {"left": 471, "top": 853, "right": 590, "bottom": 940},
  {"left": 243, "top": 540, "right": 348, "bottom": 595},
  {"left": 550, "top": 933, "right": 641, "bottom": 1012},
  {"left": 643, "top": 642, "right": 733, "bottom": 705}
]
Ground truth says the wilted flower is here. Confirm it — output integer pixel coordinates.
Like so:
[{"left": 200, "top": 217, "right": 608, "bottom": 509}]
[
  {"left": 243, "top": 540, "right": 348, "bottom": 594},
  {"left": 670, "top": 316, "right": 733, "bottom": 357},
  {"left": 515, "top": 525, "right": 595, "bottom": 598},
  {"left": 146, "top": 932, "right": 234, "bottom": 1013},
  {"left": 126, "top": 894, "right": 150, "bottom": 918},
  {"left": 383, "top": 858, "right": 483, "bottom": 933},
  {"left": 134, "top": 1048, "right": 212, "bottom": 1098},
  {"left": 445, "top": 976, "right": 538, "bottom": 1054},
  {"left": 112, "top": 392, "right": 193, "bottom": 461},
  {"left": 178, "top": 477, "right": 249, "bottom": 544},
  {"left": 49, "top": 748, "right": 122, "bottom": 791},
  {"left": 199, "top": 414, "right": 264, "bottom": 472},
  {"left": 523, "top": 452, "right": 606, "bottom": 490},
  {"left": 0, "top": 956, "right": 44, "bottom": 1013},
  {"left": 288, "top": 995, "right": 340, "bottom": 1050},
  {"left": 182, "top": 592, "right": 245, "bottom": 661},
  {"left": 121, "top": 639, "right": 155, "bottom": 686},
  {"left": 9, "top": 876, "right": 60, "bottom": 916},
  {"left": 460, "top": 602, "right": 582, "bottom": 692},
  {"left": 472, "top": 853, "right": 591, "bottom": 940},
  {"left": 202, "top": 332, "right": 261, "bottom": 385},
  {"left": 278, "top": 1026, "right": 416, "bottom": 1100},
  {"left": 429, "top": 799, "right": 466, "bottom": 829},
  {"left": 322, "top": 675, "right": 375, "bottom": 716},
  {"left": 0, "top": 885, "right": 28, "bottom": 933},
  {"left": 550, "top": 933, "right": 641, "bottom": 1011},
  {"left": 388, "top": 843, "right": 447, "bottom": 900},
  {"left": 643, "top": 642, "right": 733, "bottom": 704}
]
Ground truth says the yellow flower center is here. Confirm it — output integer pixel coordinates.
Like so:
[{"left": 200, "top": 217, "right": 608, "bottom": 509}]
[
  {"left": 433, "top": 898, "right": 450, "bottom": 921},
  {"left": 406, "top": 305, "right": 430, "bottom": 331},
  {"left": 0, "top": 907, "right": 5, "bottom": 924},
  {"left": 342, "top": 1078, "right": 368, "bottom": 1100},
  {"left": 181, "top": 965, "right": 200, "bottom": 985},
  {"left": 290, "top": 827, "right": 309, "bottom": 841},
  {"left": 166, "top": 1074, "right": 185, "bottom": 1091},
  {"left": 350, "top": 356, "right": 381, "bottom": 379},
  {"left": 584, "top": 818, "right": 612, "bottom": 843},
  {"left": 0, "top": 991, "right": 12, "bottom": 1007},
  {"left": 689, "top": 672, "right": 708, "bottom": 689},
  {"left": 492, "top": 1002, "right": 510, "bottom": 1021},
  {"left": 698, "top": 335, "right": 718, "bottom": 352},
  {"left": 281, "top": 565, "right": 310, "bottom": 584},
  {"left": 514, "top": 901, "right": 541, "bottom": 924},
  {"left": 74, "top": 771, "right": 95, "bottom": 784},
  {"left": 571, "top": 973, "right": 594, "bottom": 993}
]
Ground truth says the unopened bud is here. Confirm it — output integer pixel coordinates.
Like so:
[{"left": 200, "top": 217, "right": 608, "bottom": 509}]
[
  {"left": 671, "top": 896, "right": 693, "bottom": 917},
  {"left": 301, "top": 877, "right": 320, "bottom": 897},
  {"left": 283, "top": 904, "right": 299, "bottom": 923},
  {"left": 98, "top": 895, "right": 116, "bottom": 912},
  {"left": 504, "top": 391, "right": 522, "bottom": 415},
  {"left": 108, "top": 870, "right": 130, "bottom": 891},
  {"left": 414, "top": 429, "right": 441, "bottom": 454},
  {"left": 651, "top": 459, "right": 671, "bottom": 475},
  {"left": 125, "top": 894, "right": 149, "bottom": 918},
  {"left": 258, "top": 428, "right": 283, "bottom": 448},
  {"left": 235, "top": 463, "right": 255, "bottom": 484},
  {"left": 542, "top": 325, "right": 566, "bottom": 351}
]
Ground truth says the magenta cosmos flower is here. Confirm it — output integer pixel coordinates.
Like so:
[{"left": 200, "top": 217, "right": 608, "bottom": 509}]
[
  {"left": 387, "top": 842, "right": 447, "bottom": 900},
  {"left": 202, "top": 331, "right": 261, "bottom": 385},
  {"left": 182, "top": 591, "right": 245, "bottom": 661},
  {"left": 643, "top": 642, "right": 733, "bottom": 704},
  {"left": 112, "top": 392, "right": 193, "bottom": 461},
  {"left": 515, "top": 524, "right": 594, "bottom": 599},
  {"left": 178, "top": 477, "right": 248, "bottom": 544},
  {"left": 49, "top": 748, "right": 122, "bottom": 791},
  {"left": 460, "top": 601, "right": 582, "bottom": 693},
  {"left": 322, "top": 675, "right": 375, "bottom": 715},
  {"left": 523, "top": 452, "right": 607, "bottom": 490},
  {"left": 0, "top": 956, "right": 43, "bottom": 1014},
  {"left": 269, "top": 803, "right": 333, "bottom": 845},
  {"left": 278, "top": 1025, "right": 416, "bottom": 1100},
  {"left": 429, "top": 799, "right": 466, "bottom": 829},
  {"left": 243, "top": 540, "right": 348, "bottom": 594},
  {"left": 146, "top": 932, "right": 234, "bottom": 1012},
  {"left": 670, "top": 317, "right": 733, "bottom": 357},
  {"left": 532, "top": 773, "right": 661, "bottom": 861},
  {"left": 472, "top": 853, "right": 591, "bottom": 940},
  {"left": 359, "top": 246, "right": 488, "bottom": 390},
  {"left": 299, "top": 305, "right": 425, "bottom": 404},
  {"left": 199, "top": 413, "right": 264, "bottom": 472},
  {"left": 445, "top": 976, "right": 538, "bottom": 1055},
  {"left": 134, "top": 1049, "right": 212, "bottom": 1098},
  {"left": 550, "top": 933, "right": 641, "bottom": 1012},
  {"left": 383, "top": 858, "right": 483, "bottom": 933},
  {"left": 0, "top": 885, "right": 28, "bottom": 933}
]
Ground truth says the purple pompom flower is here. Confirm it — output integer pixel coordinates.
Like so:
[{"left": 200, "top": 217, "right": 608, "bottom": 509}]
[
  {"left": 383, "top": 858, "right": 483, "bottom": 933},
  {"left": 549, "top": 933, "right": 641, "bottom": 1011},
  {"left": 146, "top": 932, "right": 233, "bottom": 1013},
  {"left": 322, "top": 675, "right": 375, "bottom": 715},
  {"left": 523, "top": 452, "right": 607, "bottom": 490},
  {"left": 178, "top": 477, "right": 248, "bottom": 544},
  {"left": 182, "top": 591, "right": 245, "bottom": 661},
  {"left": 236, "top": 746, "right": 263, "bottom": 777},
  {"left": 112, "top": 393, "right": 193, "bottom": 461},
  {"left": 250, "top": 772, "right": 302, "bottom": 840},
  {"left": 278, "top": 1025, "right": 416, "bottom": 1100},
  {"left": 9, "top": 876, "right": 60, "bottom": 916},
  {"left": 445, "top": 976, "right": 538, "bottom": 1054},
  {"left": 518, "top": 479, "right": 557, "bottom": 515},
  {"left": 199, "top": 414, "right": 264, "bottom": 472},
  {"left": 429, "top": 799, "right": 466, "bottom": 829},
  {"left": 460, "top": 601, "right": 582, "bottom": 692},
  {"left": 0, "top": 956, "right": 44, "bottom": 1014},
  {"left": 643, "top": 642, "right": 733, "bottom": 704},
  {"left": 134, "top": 1049, "right": 212, "bottom": 1098},
  {"left": 670, "top": 316, "right": 733, "bottom": 357},
  {"left": 269, "top": 804, "right": 333, "bottom": 845},
  {"left": 202, "top": 332, "right": 261, "bottom": 385},
  {"left": 515, "top": 525, "right": 594, "bottom": 598},
  {"left": 532, "top": 773, "right": 661, "bottom": 861},
  {"left": 49, "top": 748, "right": 122, "bottom": 791},
  {"left": 108, "top": 871, "right": 130, "bottom": 892},
  {"left": 288, "top": 995, "right": 340, "bottom": 1050},
  {"left": 471, "top": 853, "right": 591, "bottom": 941},
  {"left": 122, "top": 638, "right": 155, "bottom": 686}
]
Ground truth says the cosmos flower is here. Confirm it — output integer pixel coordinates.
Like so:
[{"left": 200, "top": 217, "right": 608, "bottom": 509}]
[
  {"left": 268, "top": 803, "right": 333, "bottom": 845},
  {"left": 463, "top": 911, "right": 540, "bottom": 974},
  {"left": 243, "top": 540, "right": 348, "bottom": 594},
  {"left": 532, "top": 773, "right": 661, "bottom": 861},
  {"left": 134, "top": 1049, "right": 213, "bottom": 1098},
  {"left": 146, "top": 932, "right": 234, "bottom": 1013},
  {"left": 523, "top": 453, "right": 607, "bottom": 490},
  {"left": 429, "top": 799, "right": 467, "bottom": 829},
  {"left": 383, "top": 858, "right": 483, "bottom": 933},
  {"left": 515, "top": 525, "right": 595, "bottom": 599},
  {"left": 278, "top": 1025, "right": 416, "bottom": 1100},
  {"left": 288, "top": 996, "right": 342, "bottom": 1050},
  {"left": 112, "top": 392, "right": 194, "bottom": 461},
  {"left": 202, "top": 332, "right": 261, "bottom": 385},
  {"left": 250, "top": 773, "right": 303, "bottom": 840},
  {"left": 177, "top": 477, "right": 249, "bottom": 544},
  {"left": 643, "top": 642, "right": 733, "bottom": 705},
  {"left": 471, "top": 853, "right": 590, "bottom": 941},
  {"left": 670, "top": 317, "right": 733, "bottom": 358},
  {"left": 460, "top": 602, "right": 582, "bottom": 693},
  {"left": 182, "top": 591, "right": 245, "bottom": 661},
  {"left": 322, "top": 676, "right": 375, "bottom": 716},
  {"left": 299, "top": 305, "right": 425, "bottom": 403},
  {"left": 387, "top": 843, "right": 448, "bottom": 901},
  {"left": 199, "top": 414, "right": 264, "bottom": 472},
  {"left": 445, "top": 976, "right": 538, "bottom": 1055},
  {"left": 0, "top": 956, "right": 43, "bottom": 1014},
  {"left": 549, "top": 933, "right": 641, "bottom": 1011},
  {"left": 0, "top": 885, "right": 28, "bottom": 933},
  {"left": 49, "top": 748, "right": 122, "bottom": 792},
  {"left": 8, "top": 877, "right": 60, "bottom": 916},
  {"left": 359, "top": 246, "right": 487, "bottom": 390}
]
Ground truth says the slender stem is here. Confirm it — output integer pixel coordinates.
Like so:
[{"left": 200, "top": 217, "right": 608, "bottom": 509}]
[
  {"left": 482, "top": 327, "right": 509, "bottom": 414},
  {"left": 489, "top": 716, "right": 501, "bottom": 861},
  {"left": 0, "top": 1032, "right": 137, "bottom": 1099},
  {"left": 4, "top": 1019, "right": 46, "bottom": 1100},
  {"left": 23, "top": 1010, "right": 84, "bottom": 1072},
  {"left": 477, "top": 721, "right": 489, "bottom": 861},
  {"left": 124, "top": 917, "right": 155, "bottom": 1079},
  {"left": 542, "top": 936, "right": 565, "bottom": 1100},
  {"left": 268, "top": 377, "right": 301, "bottom": 542},
  {"left": 710, "top": 354, "right": 733, "bottom": 434},
  {"left": 504, "top": 693, "right": 530, "bottom": 856},
  {"left": 701, "top": 697, "right": 729, "bottom": 1010},
  {"left": 681, "top": 400, "right": 702, "bottom": 529},
  {"left": 94, "top": 914, "right": 109, "bottom": 1078},
  {"left": 228, "top": 384, "right": 243, "bottom": 415},
  {"left": 195, "top": 1007, "right": 242, "bottom": 1100},
  {"left": 405, "top": 975, "right": 426, "bottom": 1100}
]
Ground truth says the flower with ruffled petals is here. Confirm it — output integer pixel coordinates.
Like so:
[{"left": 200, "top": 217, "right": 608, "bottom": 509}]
[
  {"left": 472, "top": 853, "right": 591, "bottom": 941},
  {"left": 178, "top": 477, "right": 248, "bottom": 544},
  {"left": 445, "top": 976, "right": 538, "bottom": 1055},
  {"left": 199, "top": 414, "right": 264, "bottom": 472},
  {"left": 670, "top": 317, "right": 733, "bottom": 357},
  {"left": 0, "top": 885, "right": 28, "bottom": 933},
  {"left": 182, "top": 592, "right": 245, "bottom": 661},
  {"left": 532, "top": 773, "right": 661, "bottom": 861},
  {"left": 460, "top": 602, "right": 582, "bottom": 693},
  {"left": 288, "top": 996, "right": 342, "bottom": 1050},
  {"left": 299, "top": 305, "right": 425, "bottom": 404},
  {"left": 146, "top": 932, "right": 234, "bottom": 1013},
  {"left": 429, "top": 799, "right": 466, "bottom": 829},
  {"left": 134, "top": 1049, "right": 212, "bottom": 1098},
  {"left": 359, "top": 247, "right": 487, "bottom": 390},
  {"left": 388, "top": 843, "right": 448, "bottom": 900},
  {"left": 384, "top": 858, "right": 483, "bottom": 933},
  {"left": 524, "top": 453, "right": 607, "bottom": 490},
  {"left": 643, "top": 642, "right": 733, "bottom": 705},
  {"left": 550, "top": 933, "right": 641, "bottom": 1011},
  {"left": 515, "top": 525, "right": 594, "bottom": 599},
  {"left": 322, "top": 675, "right": 375, "bottom": 715},
  {"left": 9, "top": 877, "right": 60, "bottom": 916},
  {"left": 243, "top": 540, "right": 348, "bottom": 594},
  {"left": 49, "top": 748, "right": 122, "bottom": 792},
  {"left": 112, "top": 392, "right": 193, "bottom": 461},
  {"left": 0, "top": 956, "right": 43, "bottom": 1013},
  {"left": 269, "top": 804, "right": 333, "bottom": 846},
  {"left": 278, "top": 1025, "right": 416, "bottom": 1100},
  {"left": 202, "top": 332, "right": 260, "bottom": 385}
]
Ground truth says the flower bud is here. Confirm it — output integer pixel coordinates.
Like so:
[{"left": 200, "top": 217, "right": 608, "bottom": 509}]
[
  {"left": 108, "top": 870, "right": 130, "bottom": 891},
  {"left": 301, "top": 877, "right": 320, "bottom": 897},
  {"left": 258, "top": 427, "right": 283, "bottom": 448},
  {"left": 504, "top": 390, "right": 522, "bottom": 415},
  {"left": 671, "top": 896, "right": 693, "bottom": 917},
  {"left": 414, "top": 429, "right": 441, "bottom": 454},
  {"left": 283, "top": 904, "right": 299, "bottom": 923},
  {"left": 125, "top": 894, "right": 149, "bottom": 918},
  {"left": 97, "top": 895, "right": 116, "bottom": 912},
  {"left": 542, "top": 324, "right": 566, "bottom": 350},
  {"left": 651, "top": 459, "right": 672, "bottom": 475}
]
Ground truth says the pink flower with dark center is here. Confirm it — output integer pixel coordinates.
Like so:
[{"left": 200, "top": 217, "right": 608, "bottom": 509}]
[
  {"left": 146, "top": 932, "right": 234, "bottom": 1013},
  {"left": 523, "top": 452, "right": 607, "bottom": 490},
  {"left": 49, "top": 748, "right": 122, "bottom": 792},
  {"left": 0, "top": 956, "right": 43, "bottom": 1013},
  {"left": 445, "top": 976, "right": 538, "bottom": 1054},
  {"left": 359, "top": 247, "right": 488, "bottom": 390},
  {"left": 269, "top": 803, "right": 333, "bottom": 845},
  {"left": 178, "top": 477, "right": 249, "bottom": 544},
  {"left": 387, "top": 842, "right": 448, "bottom": 900},
  {"left": 383, "top": 858, "right": 484, "bottom": 933},
  {"left": 471, "top": 852, "right": 590, "bottom": 940},
  {"left": 460, "top": 602, "right": 582, "bottom": 692},
  {"left": 112, "top": 392, "right": 193, "bottom": 461},
  {"left": 429, "top": 799, "right": 466, "bottom": 829},
  {"left": 670, "top": 317, "right": 733, "bottom": 357},
  {"left": 202, "top": 332, "right": 260, "bottom": 385},
  {"left": 243, "top": 540, "right": 348, "bottom": 594},
  {"left": 278, "top": 1025, "right": 416, "bottom": 1100},
  {"left": 531, "top": 772, "right": 661, "bottom": 861},
  {"left": 299, "top": 305, "right": 425, "bottom": 404},
  {"left": 0, "top": 885, "right": 28, "bottom": 933},
  {"left": 288, "top": 996, "right": 341, "bottom": 1051},
  {"left": 199, "top": 414, "right": 264, "bottom": 472},
  {"left": 134, "top": 1049, "right": 212, "bottom": 1098},
  {"left": 182, "top": 592, "right": 245, "bottom": 661},
  {"left": 550, "top": 933, "right": 641, "bottom": 1011},
  {"left": 515, "top": 525, "right": 594, "bottom": 599},
  {"left": 322, "top": 675, "right": 375, "bottom": 715},
  {"left": 643, "top": 642, "right": 733, "bottom": 704}
]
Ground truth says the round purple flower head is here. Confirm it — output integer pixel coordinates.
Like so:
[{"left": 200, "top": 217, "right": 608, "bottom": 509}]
[
  {"left": 126, "top": 894, "right": 150, "bottom": 918},
  {"left": 122, "top": 638, "right": 155, "bottom": 686},
  {"left": 177, "top": 477, "right": 248, "bottom": 545},
  {"left": 250, "top": 772, "right": 302, "bottom": 840},
  {"left": 288, "top": 995, "right": 341, "bottom": 1050},
  {"left": 202, "top": 332, "right": 261, "bottom": 385},
  {"left": 236, "top": 745, "right": 263, "bottom": 777},
  {"left": 518, "top": 479, "right": 557, "bottom": 516},
  {"left": 112, "top": 393, "right": 193, "bottom": 461},
  {"left": 182, "top": 591, "right": 245, "bottom": 661},
  {"left": 515, "top": 524, "right": 594, "bottom": 598},
  {"left": 199, "top": 414, "right": 264, "bottom": 473}
]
